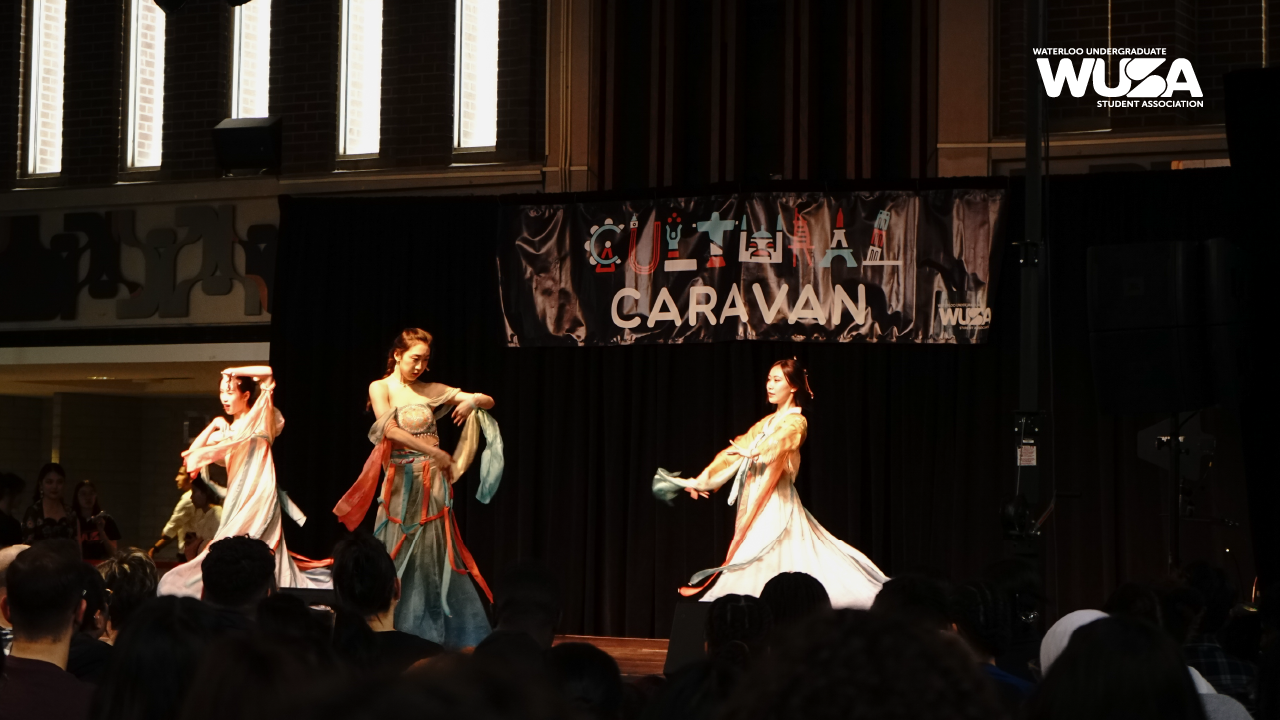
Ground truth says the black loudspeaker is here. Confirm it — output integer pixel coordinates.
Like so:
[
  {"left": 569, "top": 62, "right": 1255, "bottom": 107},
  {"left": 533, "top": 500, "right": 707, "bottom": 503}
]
[
  {"left": 1225, "top": 67, "right": 1280, "bottom": 175},
  {"left": 1086, "top": 239, "right": 1244, "bottom": 414},
  {"left": 663, "top": 602, "right": 710, "bottom": 675},
  {"left": 212, "top": 117, "right": 282, "bottom": 173}
]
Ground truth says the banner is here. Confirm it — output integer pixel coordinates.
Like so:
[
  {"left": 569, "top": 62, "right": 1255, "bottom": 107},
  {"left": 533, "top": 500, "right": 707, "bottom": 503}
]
[{"left": 498, "top": 189, "right": 1004, "bottom": 346}]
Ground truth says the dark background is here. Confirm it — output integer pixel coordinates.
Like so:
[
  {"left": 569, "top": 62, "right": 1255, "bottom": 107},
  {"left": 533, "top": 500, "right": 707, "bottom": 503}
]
[{"left": 271, "top": 167, "right": 1268, "bottom": 638}]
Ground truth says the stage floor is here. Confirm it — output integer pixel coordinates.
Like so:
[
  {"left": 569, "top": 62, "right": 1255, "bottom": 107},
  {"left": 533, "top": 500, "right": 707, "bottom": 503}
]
[{"left": 552, "top": 635, "right": 669, "bottom": 676}]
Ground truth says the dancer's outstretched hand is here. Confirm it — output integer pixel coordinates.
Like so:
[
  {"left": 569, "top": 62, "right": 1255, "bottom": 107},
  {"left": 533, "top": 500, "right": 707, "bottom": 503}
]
[{"left": 685, "top": 487, "right": 709, "bottom": 500}]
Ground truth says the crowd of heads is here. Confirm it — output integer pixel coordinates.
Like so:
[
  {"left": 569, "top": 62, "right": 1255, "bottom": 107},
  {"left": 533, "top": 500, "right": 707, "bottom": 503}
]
[{"left": 2, "top": 525, "right": 1278, "bottom": 720}]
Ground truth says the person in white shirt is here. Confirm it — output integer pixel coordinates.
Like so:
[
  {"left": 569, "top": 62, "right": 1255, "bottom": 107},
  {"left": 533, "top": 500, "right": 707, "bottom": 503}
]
[{"left": 149, "top": 467, "right": 223, "bottom": 561}]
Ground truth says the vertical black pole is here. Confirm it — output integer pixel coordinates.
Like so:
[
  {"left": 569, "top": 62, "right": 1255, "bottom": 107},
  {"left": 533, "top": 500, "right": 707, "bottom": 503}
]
[
  {"left": 1019, "top": 0, "right": 1045, "bottom": 504},
  {"left": 1169, "top": 413, "right": 1181, "bottom": 570}
]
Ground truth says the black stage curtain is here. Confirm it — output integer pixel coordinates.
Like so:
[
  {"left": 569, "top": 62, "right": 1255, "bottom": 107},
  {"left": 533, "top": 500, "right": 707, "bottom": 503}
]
[{"left": 271, "top": 171, "right": 1265, "bottom": 638}]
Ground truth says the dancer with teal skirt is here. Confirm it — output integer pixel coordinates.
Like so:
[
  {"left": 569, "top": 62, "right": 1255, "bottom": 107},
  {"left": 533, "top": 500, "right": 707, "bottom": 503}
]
[{"left": 334, "top": 328, "right": 503, "bottom": 649}]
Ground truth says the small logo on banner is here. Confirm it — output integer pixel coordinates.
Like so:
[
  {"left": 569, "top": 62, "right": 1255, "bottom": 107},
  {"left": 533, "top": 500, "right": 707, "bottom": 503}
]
[
  {"left": 938, "top": 300, "right": 992, "bottom": 328},
  {"left": 586, "top": 219, "right": 624, "bottom": 273}
]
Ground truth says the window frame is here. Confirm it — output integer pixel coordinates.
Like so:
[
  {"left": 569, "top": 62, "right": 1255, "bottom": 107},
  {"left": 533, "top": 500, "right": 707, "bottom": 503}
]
[
  {"left": 452, "top": 0, "right": 499, "bottom": 154},
  {"left": 123, "top": 0, "right": 166, "bottom": 171},
  {"left": 337, "top": 0, "right": 382, "bottom": 159},
  {"left": 230, "top": 0, "right": 271, "bottom": 120},
  {"left": 23, "top": 0, "right": 67, "bottom": 177}
]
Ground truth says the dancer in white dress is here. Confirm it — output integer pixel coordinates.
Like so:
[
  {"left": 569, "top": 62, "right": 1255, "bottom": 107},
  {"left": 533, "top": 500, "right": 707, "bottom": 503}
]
[
  {"left": 158, "top": 367, "right": 328, "bottom": 597},
  {"left": 652, "top": 359, "right": 887, "bottom": 607}
]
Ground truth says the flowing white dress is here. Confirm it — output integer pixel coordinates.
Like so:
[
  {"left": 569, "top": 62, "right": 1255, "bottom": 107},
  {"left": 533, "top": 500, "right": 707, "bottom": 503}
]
[
  {"left": 158, "top": 388, "right": 327, "bottom": 597},
  {"left": 653, "top": 408, "right": 887, "bottom": 607}
]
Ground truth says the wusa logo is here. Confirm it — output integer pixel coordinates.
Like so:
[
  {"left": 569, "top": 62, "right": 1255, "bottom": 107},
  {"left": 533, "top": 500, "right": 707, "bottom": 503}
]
[{"left": 1033, "top": 48, "right": 1204, "bottom": 108}]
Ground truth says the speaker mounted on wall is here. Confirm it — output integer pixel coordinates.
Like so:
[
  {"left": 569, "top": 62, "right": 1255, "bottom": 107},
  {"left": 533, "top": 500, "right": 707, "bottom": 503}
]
[{"left": 212, "top": 117, "right": 282, "bottom": 175}]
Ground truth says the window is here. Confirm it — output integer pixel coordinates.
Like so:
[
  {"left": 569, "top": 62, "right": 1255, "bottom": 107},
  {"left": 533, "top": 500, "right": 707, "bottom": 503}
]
[
  {"left": 454, "top": 0, "right": 498, "bottom": 150},
  {"left": 339, "top": 0, "right": 382, "bottom": 156},
  {"left": 26, "top": 0, "right": 66, "bottom": 175},
  {"left": 232, "top": 0, "right": 271, "bottom": 119},
  {"left": 126, "top": 0, "right": 165, "bottom": 168}
]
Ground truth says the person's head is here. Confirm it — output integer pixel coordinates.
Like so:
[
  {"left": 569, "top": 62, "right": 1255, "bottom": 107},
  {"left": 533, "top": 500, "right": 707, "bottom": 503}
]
[
  {"left": 0, "top": 543, "right": 85, "bottom": 643},
  {"left": 546, "top": 642, "right": 623, "bottom": 720},
  {"left": 0, "top": 472, "right": 25, "bottom": 513},
  {"left": 386, "top": 328, "right": 434, "bottom": 382},
  {"left": 706, "top": 594, "right": 773, "bottom": 657},
  {"left": 219, "top": 374, "right": 260, "bottom": 417},
  {"left": 1039, "top": 609, "right": 1108, "bottom": 674},
  {"left": 721, "top": 609, "right": 1005, "bottom": 720},
  {"left": 93, "top": 596, "right": 222, "bottom": 720},
  {"left": 1160, "top": 584, "right": 1206, "bottom": 644},
  {"left": 1183, "top": 560, "right": 1236, "bottom": 634},
  {"left": 255, "top": 592, "right": 337, "bottom": 669},
  {"left": 175, "top": 466, "right": 193, "bottom": 492},
  {"left": 190, "top": 478, "right": 217, "bottom": 510},
  {"left": 871, "top": 574, "right": 955, "bottom": 631},
  {"left": 768, "top": 358, "right": 812, "bottom": 409},
  {"left": 950, "top": 581, "right": 1013, "bottom": 662},
  {"left": 332, "top": 531, "right": 399, "bottom": 620},
  {"left": 1103, "top": 582, "right": 1163, "bottom": 627},
  {"left": 473, "top": 629, "right": 547, "bottom": 673},
  {"left": 78, "top": 560, "right": 109, "bottom": 637},
  {"left": 0, "top": 544, "right": 29, "bottom": 629},
  {"left": 1025, "top": 615, "right": 1207, "bottom": 720},
  {"left": 202, "top": 536, "right": 276, "bottom": 613},
  {"left": 98, "top": 548, "right": 160, "bottom": 635},
  {"left": 74, "top": 479, "right": 103, "bottom": 518},
  {"left": 34, "top": 461, "right": 66, "bottom": 504},
  {"left": 759, "top": 572, "right": 832, "bottom": 629},
  {"left": 493, "top": 561, "right": 562, "bottom": 648}
]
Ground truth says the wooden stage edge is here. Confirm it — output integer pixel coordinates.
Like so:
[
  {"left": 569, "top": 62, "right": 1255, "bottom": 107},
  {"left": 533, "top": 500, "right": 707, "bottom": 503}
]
[{"left": 552, "top": 635, "right": 670, "bottom": 677}]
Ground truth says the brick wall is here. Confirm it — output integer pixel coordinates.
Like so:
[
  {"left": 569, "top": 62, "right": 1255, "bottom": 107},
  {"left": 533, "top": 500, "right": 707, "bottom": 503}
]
[
  {"left": 1109, "top": 0, "right": 1196, "bottom": 128},
  {"left": 1044, "top": 0, "right": 1108, "bottom": 132},
  {"left": 0, "top": 1, "right": 24, "bottom": 190},
  {"left": 381, "top": 0, "right": 457, "bottom": 167},
  {"left": 1195, "top": 0, "right": 1265, "bottom": 120},
  {"left": 55, "top": 393, "right": 144, "bottom": 543},
  {"left": 497, "top": 0, "right": 545, "bottom": 163},
  {"left": 62, "top": 0, "right": 124, "bottom": 185},
  {"left": 162, "top": 0, "right": 230, "bottom": 180},
  {"left": 271, "top": 0, "right": 340, "bottom": 174}
]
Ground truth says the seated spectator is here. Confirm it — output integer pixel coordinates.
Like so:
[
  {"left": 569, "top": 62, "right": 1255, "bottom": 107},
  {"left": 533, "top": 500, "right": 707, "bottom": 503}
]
[
  {"left": 1103, "top": 581, "right": 1164, "bottom": 627},
  {"left": 72, "top": 481, "right": 121, "bottom": 561},
  {"left": 758, "top": 572, "right": 831, "bottom": 630},
  {"left": 201, "top": 536, "right": 276, "bottom": 632},
  {"left": 982, "top": 557, "right": 1045, "bottom": 683},
  {"left": 150, "top": 471, "right": 223, "bottom": 561},
  {"left": 67, "top": 562, "right": 113, "bottom": 682},
  {"left": 721, "top": 609, "right": 1005, "bottom": 720},
  {"left": 870, "top": 573, "right": 954, "bottom": 631},
  {"left": 1039, "top": 609, "right": 1109, "bottom": 675},
  {"left": 0, "top": 544, "right": 30, "bottom": 654},
  {"left": 0, "top": 544, "right": 94, "bottom": 720},
  {"left": 492, "top": 560, "right": 562, "bottom": 649},
  {"left": 951, "top": 581, "right": 1034, "bottom": 713},
  {"left": 1027, "top": 615, "right": 1221, "bottom": 720},
  {"left": 177, "top": 636, "right": 320, "bottom": 720},
  {"left": 546, "top": 642, "right": 624, "bottom": 720},
  {"left": 22, "top": 463, "right": 78, "bottom": 546},
  {"left": 0, "top": 473, "right": 25, "bottom": 547},
  {"left": 1183, "top": 561, "right": 1257, "bottom": 710},
  {"left": 91, "top": 596, "right": 221, "bottom": 720},
  {"left": 257, "top": 593, "right": 339, "bottom": 670},
  {"left": 96, "top": 548, "right": 160, "bottom": 643},
  {"left": 642, "top": 594, "right": 773, "bottom": 720},
  {"left": 473, "top": 630, "right": 547, "bottom": 673},
  {"left": 330, "top": 531, "right": 442, "bottom": 674}
]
